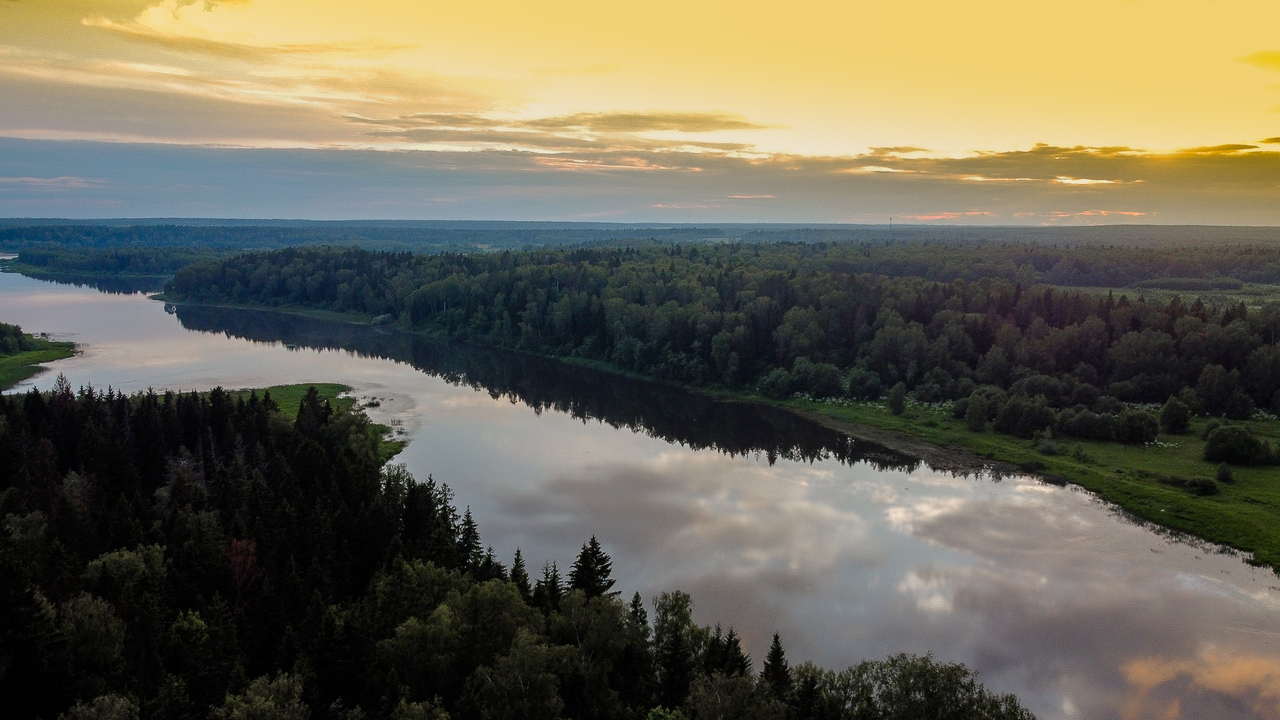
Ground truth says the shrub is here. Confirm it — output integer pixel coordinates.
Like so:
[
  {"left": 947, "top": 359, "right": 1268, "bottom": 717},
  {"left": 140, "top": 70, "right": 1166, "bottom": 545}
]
[
  {"left": 1159, "top": 396, "right": 1191, "bottom": 434},
  {"left": 758, "top": 368, "right": 794, "bottom": 399},
  {"left": 1186, "top": 478, "right": 1220, "bottom": 496},
  {"left": 887, "top": 382, "right": 907, "bottom": 415},
  {"left": 994, "top": 395, "right": 1057, "bottom": 439},
  {"left": 792, "top": 358, "right": 843, "bottom": 399},
  {"left": 1216, "top": 463, "right": 1234, "bottom": 484},
  {"left": 1117, "top": 409, "right": 1159, "bottom": 445},
  {"left": 1204, "top": 426, "right": 1274, "bottom": 465},
  {"left": 965, "top": 397, "right": 988, "bottom": 432},
  {"left": 845, "top": 366, "right": 884, "bottom": 400},
  {"left": 1200, "top": 418, "right": 1222, "bottom": 440}
]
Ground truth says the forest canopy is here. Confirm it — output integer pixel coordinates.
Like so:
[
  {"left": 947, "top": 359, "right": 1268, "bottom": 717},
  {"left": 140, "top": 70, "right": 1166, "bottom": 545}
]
[
  {"left": 0, "top": 381, "right": 1034, "bottom": 720},
  {"left": 165, "top": 245, "right": 1280, "bottom": 447}
]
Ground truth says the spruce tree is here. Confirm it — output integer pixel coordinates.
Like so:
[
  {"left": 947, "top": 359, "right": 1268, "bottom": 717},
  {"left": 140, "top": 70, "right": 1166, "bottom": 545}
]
[
  {"left": 761, "top": 633, "right": 791, "bottom": 699},
  {"left": 458, "top": 507, "right": 482, "bottom": 572},
  {"left": 568, "top": 535, "right": 616, "bottom": 597},
  {"left": 510, "top": 548, "right": 532, "bottom": 601},
  {"left": 532, "top": 561, "right": 563, "bottom": 613}
]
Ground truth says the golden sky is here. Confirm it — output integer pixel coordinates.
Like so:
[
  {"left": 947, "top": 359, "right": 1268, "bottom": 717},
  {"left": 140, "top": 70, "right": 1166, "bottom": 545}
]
[{"left": 1, "top": 0, "right": 1278, "bottom": 221}]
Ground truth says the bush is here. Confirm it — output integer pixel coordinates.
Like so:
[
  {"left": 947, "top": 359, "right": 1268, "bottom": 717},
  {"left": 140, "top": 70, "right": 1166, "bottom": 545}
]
[
  {"left": 758, "top": 368, "right": 794, "bottom": 399},
  {"left": 965, "top": 397, "right": 988, "bottom": 432},
  {"left": 1057, "top": 408, "right": 1117, "bottom": 442},
  {"left": 1204, "top": 426, "right": 1274, "bottom": 465},
  {"left": 1159, "top": 396, "right": 1191, "bottom": 434},
  {"left": 792, "top": 358, "right": 843, "bottom": 399},
  {"left": 1186, "top": 478, "right": 1220, "bottom": 496},
  {"left": 887, "top": 383, "right": 907, "bottom": 415},
  {"left": 994, "top": 395, "right": 1057, "bottom": 439},
  {"left": 845, "top": 366, "right": 883, "bottom": 400},
  {"left": 1201, "top": 419, "right": 1222, "bottom": 440},
  {"left": 1035, "top": 440, "right": 1058, "bottom": 455},
  {"left": 1117, "top": 409, "right": 1159, "bottom": 445},
  {"left": 1216, "top": 463, "right": 1234, "bottom": 484}
]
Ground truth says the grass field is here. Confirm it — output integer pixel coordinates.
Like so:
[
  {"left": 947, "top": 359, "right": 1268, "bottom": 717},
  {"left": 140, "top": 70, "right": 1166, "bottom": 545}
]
[
  {"left": 781, "top": 394, "right": 1280, "bottom": 570},
  {"left": 0, "top": 342, "right": 76, "bottom": 391}
]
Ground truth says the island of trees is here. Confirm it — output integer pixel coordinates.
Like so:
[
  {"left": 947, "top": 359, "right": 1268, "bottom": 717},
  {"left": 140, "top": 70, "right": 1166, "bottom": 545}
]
[{"left": 1, "top": 380, "right": 1035, "bottom": 720}]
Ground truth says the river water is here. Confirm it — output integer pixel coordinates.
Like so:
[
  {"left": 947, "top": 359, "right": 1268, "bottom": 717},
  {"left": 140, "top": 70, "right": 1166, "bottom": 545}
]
[{"left": 3, "top": 271, "right": 1280, "bottom": 720}]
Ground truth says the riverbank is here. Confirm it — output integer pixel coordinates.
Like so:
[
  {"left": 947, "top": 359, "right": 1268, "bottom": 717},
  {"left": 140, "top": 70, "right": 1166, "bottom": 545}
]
[
  {"left": 0, "top": 340, "right": 76, "bottom": 391},
  {"left": 156, "top": 297, "right": 1280, "bottom": 571},
  {"left": 226, "top": 382, "right": 407, "bottom": 462}
]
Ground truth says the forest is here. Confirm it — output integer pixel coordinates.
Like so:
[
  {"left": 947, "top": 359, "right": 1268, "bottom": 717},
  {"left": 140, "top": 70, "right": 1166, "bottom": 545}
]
[
  {"left": 0, "top": 381, "right": 1034, "bottom": 720},
  {"left": 165, "top": 243, "right": 1280, "bottom": 465},
  {"left": 9, "top": 223, "right": 1280, "bottom": 289}
]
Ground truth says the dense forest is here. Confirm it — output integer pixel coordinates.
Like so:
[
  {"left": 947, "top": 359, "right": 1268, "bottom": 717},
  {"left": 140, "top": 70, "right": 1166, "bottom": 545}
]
[
  {"left": 9, "top": 223, "right": 1280, "bottom": 288},
  {"left": 0, "top": 225, "right": 725, "bottom": 256},
  {"left": 166, "top": 244, "right": 1280, "bottom": 462},
  {"left": 1, "top": 381, "right": 1034, "bottom": 720}
]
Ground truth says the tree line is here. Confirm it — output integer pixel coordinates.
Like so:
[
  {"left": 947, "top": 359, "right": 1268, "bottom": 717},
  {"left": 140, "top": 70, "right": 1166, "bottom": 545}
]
[
  {"left": 1, "top": 322, "right": 44, "bottom": 357},
  {"left": 166, "top": 244, "right": 1280, "bottom": 456},
  {"left": 1, "top": 380, "right": 1034, "bottom": 720}
]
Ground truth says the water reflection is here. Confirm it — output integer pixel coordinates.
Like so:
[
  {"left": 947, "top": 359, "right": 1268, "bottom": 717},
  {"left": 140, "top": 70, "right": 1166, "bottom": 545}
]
[
  {"left": 4, "top": 273, "right": 1280, "bottom": 720},
  {"left": 173, "top": 304, "right": 918, "bottom": 471},
  {"left": 8, "top": 270, "right": 167, "bottom": 295}
]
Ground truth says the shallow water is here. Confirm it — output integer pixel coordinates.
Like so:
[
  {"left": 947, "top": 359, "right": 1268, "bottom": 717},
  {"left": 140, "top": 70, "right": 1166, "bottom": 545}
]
[{"left": 4, "top": 270, "right": 1280, "bottom": 720}]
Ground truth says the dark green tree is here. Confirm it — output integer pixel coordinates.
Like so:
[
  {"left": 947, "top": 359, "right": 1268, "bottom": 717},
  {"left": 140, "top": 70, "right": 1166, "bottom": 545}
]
[
  {"left": 1159, "top": 395, "right": 1191, "bottom": 434},
  {"left": 760, "top": 633, "right": 790, "bottom": 700},
  {"left": 532, "top": 561, "right": 563, "bottom": 613},
  {"left": 887, "top": 382, "right": 907, "bottom": 416},
  {"left": 510, "top": 548, "right": 532, "bottom": 602},
  {"left": 569, "top": 536, "right": 616, "bottom": 598}
]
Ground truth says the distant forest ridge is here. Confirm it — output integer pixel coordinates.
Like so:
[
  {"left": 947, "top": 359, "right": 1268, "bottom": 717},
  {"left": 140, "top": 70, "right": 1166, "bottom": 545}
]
[
  {"left": 13, "top": 230, "right": 1280, "bottom": 290},
  {"left": 2, "top": 221, "right": 1280, "bottom": 251}
]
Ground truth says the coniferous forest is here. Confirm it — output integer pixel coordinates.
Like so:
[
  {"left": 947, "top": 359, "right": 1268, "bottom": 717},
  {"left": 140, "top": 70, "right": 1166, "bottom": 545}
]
[{"left": 1, "top": 380, "right": 1035, "bottom": 720}]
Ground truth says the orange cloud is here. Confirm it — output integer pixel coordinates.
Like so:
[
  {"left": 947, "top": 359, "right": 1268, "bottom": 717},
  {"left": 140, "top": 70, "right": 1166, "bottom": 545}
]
[{"left": 1121, "top": 648, "right": 1280, "bottom": 720}]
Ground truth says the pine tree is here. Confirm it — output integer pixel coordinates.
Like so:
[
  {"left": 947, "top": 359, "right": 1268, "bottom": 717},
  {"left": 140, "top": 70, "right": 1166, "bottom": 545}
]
[
  {"left": 475, "top": 545, "right": 507, "bottom": 582},
  {"left": 761, "top": 633, "right": 791, "bottom": 700},
  {"left": 510, "top": 548, "right": 532, "bottom": 601},
  {"left": 568, "top": 535, "right": 616, "bottom": 597},
  {"left": 532, "top": 561, "right": 563, "bottom": 613},
  {"left": 458, "top": 507, "right": 482, "bottom": 572}
]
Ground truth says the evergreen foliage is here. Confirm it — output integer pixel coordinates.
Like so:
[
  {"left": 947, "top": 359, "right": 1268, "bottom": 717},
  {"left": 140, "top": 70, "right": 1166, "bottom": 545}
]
[
  {"left": 568, "top": 536, "right": 616, "bottom": 598},
  {"left": 0, "top": 380, "right": 1035, "bottom": 720}
]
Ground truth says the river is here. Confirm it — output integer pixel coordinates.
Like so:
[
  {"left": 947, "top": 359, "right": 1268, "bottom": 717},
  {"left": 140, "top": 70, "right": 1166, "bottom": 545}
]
[{"left": 3, "top": 271, "right": 1279, "bottom": 720}]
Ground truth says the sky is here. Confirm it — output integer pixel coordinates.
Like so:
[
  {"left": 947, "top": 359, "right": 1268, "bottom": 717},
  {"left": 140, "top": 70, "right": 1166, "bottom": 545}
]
[{"left": 0, "top": 0, "right": 1278, "bottom": 222}]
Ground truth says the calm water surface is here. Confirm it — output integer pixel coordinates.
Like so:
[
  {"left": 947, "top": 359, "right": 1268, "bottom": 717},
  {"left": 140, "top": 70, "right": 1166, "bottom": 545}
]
[{"left": 4, "top": 271, "right": 1280, "bottom": 720}]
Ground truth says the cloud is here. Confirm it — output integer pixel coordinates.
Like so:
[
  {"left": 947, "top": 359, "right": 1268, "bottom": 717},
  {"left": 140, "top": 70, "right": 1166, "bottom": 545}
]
[
  {"left": 1259, "top": 137, "right": 1280, "bottom": 144},
  {"left": 1121, "top": 649, "right": 1280, "bottom": 720},
  {"left": 1178, "top": 144, "right": 1258, "bottom": 155},
  {"left": 1241, "top": 50, "right": 1280, "bottom": 72},
  {"left": 0, "top": 175, "right": 103, "bottom": 188},
  {"left": 524, "top": 111, "right": 776, "bottom": 134},
  {"left": 84, "top": 15, "right": 416, "bottom": 61}
]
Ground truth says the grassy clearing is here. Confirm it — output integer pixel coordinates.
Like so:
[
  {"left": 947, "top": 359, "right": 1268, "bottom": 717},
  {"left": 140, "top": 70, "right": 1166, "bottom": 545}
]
[
  {"left": 1058, "top": 283, "right": 1280, "bottom": 311},
  {"left": 0, "top": 343, "right": 76, "bottom": 391},
  {"left": 225, "top": 383, "right": 406, "bottom": 462},
  {"left": 783, "top": 395, "right": 1280, "bottom": 570}
]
